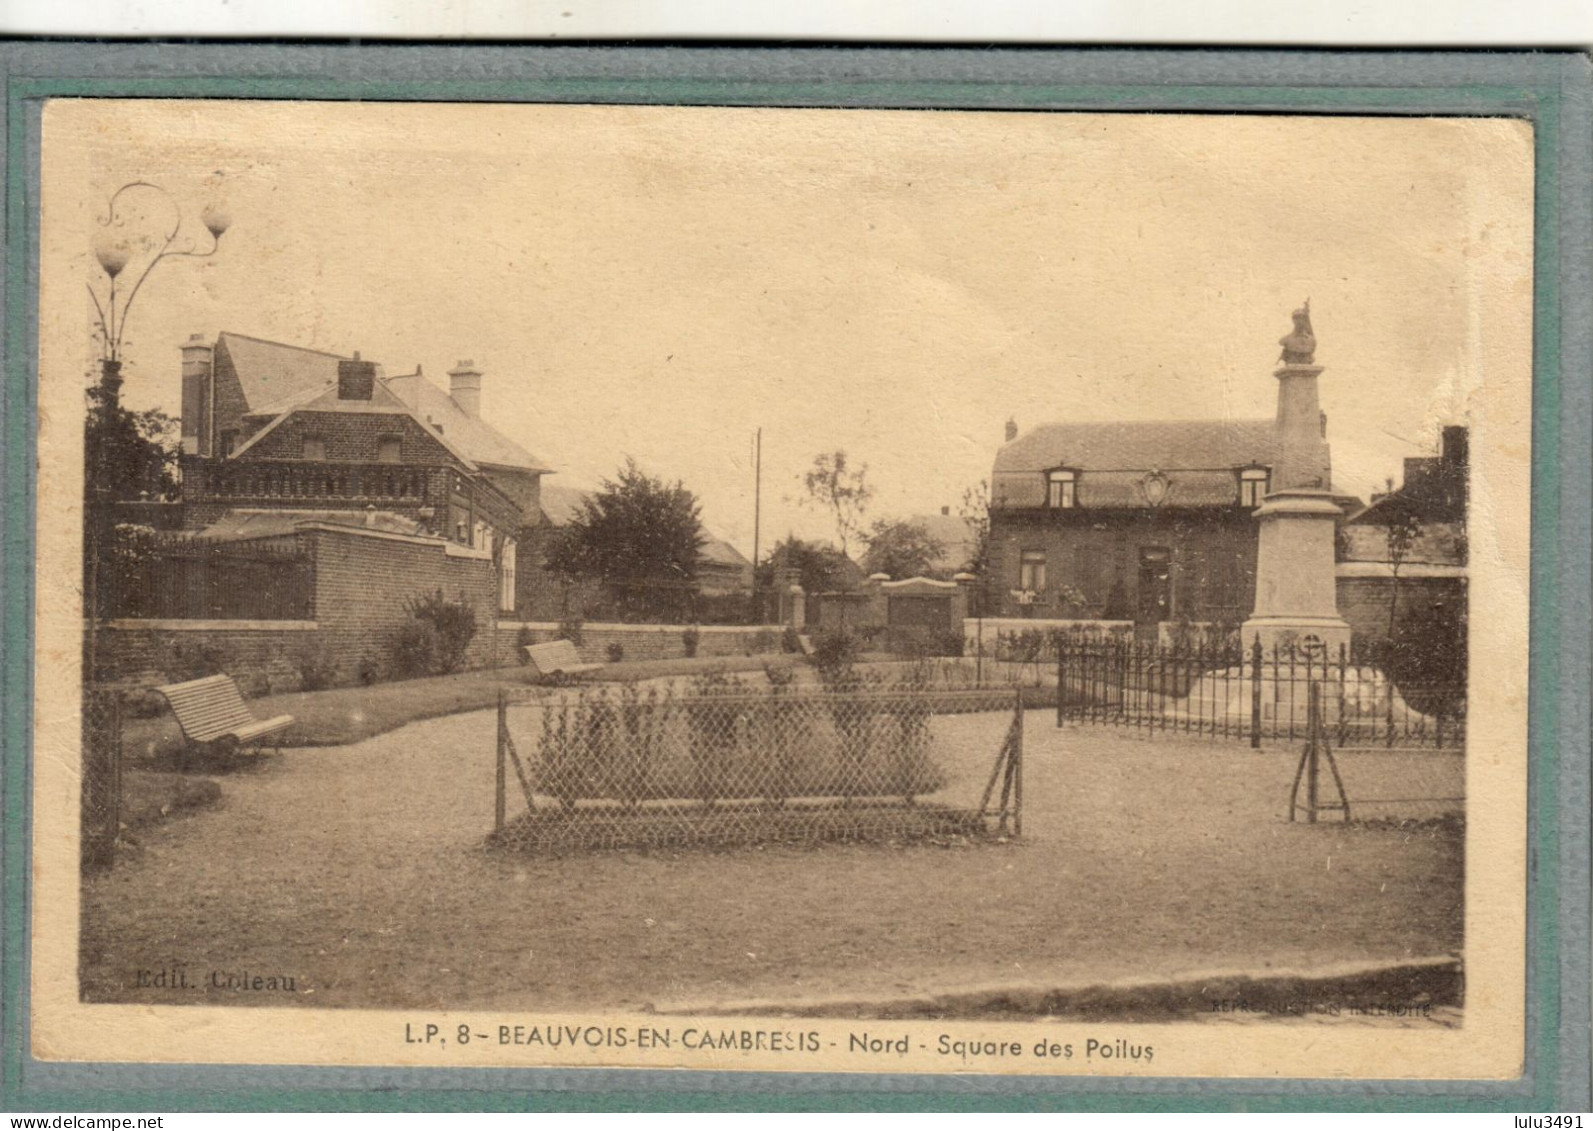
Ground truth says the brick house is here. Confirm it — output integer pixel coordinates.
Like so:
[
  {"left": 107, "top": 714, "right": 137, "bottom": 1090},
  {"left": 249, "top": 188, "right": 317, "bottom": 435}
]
[
  {"left": 177, "top": 332, "right": 553, "bottom": 619},
  {"left": 985, "top": 312, "right": 1366, "bottom": 641}
]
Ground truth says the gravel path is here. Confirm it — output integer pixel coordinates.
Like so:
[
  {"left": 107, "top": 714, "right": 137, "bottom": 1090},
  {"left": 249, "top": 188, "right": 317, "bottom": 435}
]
[{"left": 82, "top": 708, "right": 1464, "bottom": 1016}]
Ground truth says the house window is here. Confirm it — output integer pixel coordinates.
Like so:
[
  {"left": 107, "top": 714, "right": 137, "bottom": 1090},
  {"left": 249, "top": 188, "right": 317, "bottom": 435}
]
[
  {"left": 1019, "top": 550, "right": 1047, "bottom": 592},
  {"left": 1046, "top": 469, "right": 1077, "bottom": 509},
  {"left": 302, "top": 435, "right": 326, "bottom": 461},
  {"left": 1239, "top": 467, "right": 1270, "bottom": 508},
  {"left": 499, "top": 538, "right": 517, "bottom": 613},
  {"left": 377, "top": 435, "right": 402, "bottom": 463}
]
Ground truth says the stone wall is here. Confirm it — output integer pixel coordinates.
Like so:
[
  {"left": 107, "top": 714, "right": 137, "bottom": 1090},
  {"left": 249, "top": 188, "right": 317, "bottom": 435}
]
[{"left": 497, "top": 622, "right": 783, "bottom": 665}]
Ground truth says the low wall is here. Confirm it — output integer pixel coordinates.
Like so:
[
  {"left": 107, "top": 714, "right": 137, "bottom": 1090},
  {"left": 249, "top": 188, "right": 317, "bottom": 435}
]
[
  {"left": 962, "top": 617, "right": 1134, "bottom": 653},
  {"left": 497, "top": 622, "right": 783, "bottom": 664},
  {"left": 94, "top": 619, "right": 320, "bottom": 698}
]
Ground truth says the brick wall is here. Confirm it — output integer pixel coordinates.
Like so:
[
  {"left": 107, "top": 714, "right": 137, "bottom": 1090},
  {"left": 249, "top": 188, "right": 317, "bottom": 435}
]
[
  {"left": 987, "top": 507, "right": 1258, "bottom": 621},
  {"left": 307, "top": 526, "right": 502, "bottom": 679},
  {"left": 94, "top": 620, "right": 320, "bottom": 697},
  {"left": 496, "top": 622, "right": 782, "bottom": 664},
  {"left": 1336, "top": 575, "right": 1467, "bottom": 647}
]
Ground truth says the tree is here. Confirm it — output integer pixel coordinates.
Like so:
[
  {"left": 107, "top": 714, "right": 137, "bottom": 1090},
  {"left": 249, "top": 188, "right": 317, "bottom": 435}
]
[
  {"left": 1379, "top": 500, "right": 1424, "bottom": 640},
  {"left": 958, "top": 480, "right": 992, "bottom": 579},
  {"left": 756, "top": 537, "right": 857, "bottom": 594},
  {"left": 801, "top": 450, "right": 872, "bottom": 557},
  {"left": 544, "top": 457, "right": 706, "bottom": 620},
  {"left": 861, "top": 519, "right": 945, "bottom": 580},
  {"left": 84, "top": 384, "right": 180, "bottom": 502}
]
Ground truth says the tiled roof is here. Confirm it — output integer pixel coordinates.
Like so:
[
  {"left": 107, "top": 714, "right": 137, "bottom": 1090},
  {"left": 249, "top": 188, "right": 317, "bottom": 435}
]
[
  {"left": 537, "top": 482, "right": 590, "bottom": 526},
  {"left": 994, "top": 418, "right": 1276, "bottom": 474},
  {"left": 700, "top": 539, "right": 751, "bottom": 570},
  {"left": 217, "top": 333, "right": 347, "bottom": 415},
  {"left": 904, "top": 512, "right": 979, "bottom": 574},
  {"left": 383, "top": 371, "right": 551, "bottom": 473},
  {"left": 213, "top": 332, "right": 551, "bottom": 474}
]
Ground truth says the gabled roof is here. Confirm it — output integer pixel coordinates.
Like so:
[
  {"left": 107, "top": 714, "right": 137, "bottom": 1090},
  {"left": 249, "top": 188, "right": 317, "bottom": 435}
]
[
  {"left": 700, "top": 539, "right": 752, "bottom": 570},
  {"left": 537, "top": 482, "right": 591, "bottom": 526},
  {"left": 904, "top": 511, "right": 979, "bottom": 574},
  {"left": 217, "top": 332, "right": 348, "bottom": 414},
  {"left": 383, "top": 371, "right": 551, "bottom": 473},
  {"left": 228, "top": 376, "right": 484, "bottom": 472},
  {"left": 994, "top": 419, "right": 1275, "bottom": 474}
]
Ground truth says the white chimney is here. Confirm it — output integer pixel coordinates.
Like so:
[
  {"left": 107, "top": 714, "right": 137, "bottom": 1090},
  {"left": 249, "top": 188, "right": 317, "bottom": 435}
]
[
  {"left": 180, "top": 333, "right": 214, "bottom": 455},
  {"left": 448, "top": 359, "right": 482, "bottom": 419}
]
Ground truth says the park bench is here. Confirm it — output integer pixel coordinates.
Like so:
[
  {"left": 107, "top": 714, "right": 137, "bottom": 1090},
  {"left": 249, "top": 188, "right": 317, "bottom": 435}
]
[
  {"left": 155, "top": 674, "right": 295, "bottom": 765},
  {"left": 523, "top": 639, "right": 603, "bottom": 682}
]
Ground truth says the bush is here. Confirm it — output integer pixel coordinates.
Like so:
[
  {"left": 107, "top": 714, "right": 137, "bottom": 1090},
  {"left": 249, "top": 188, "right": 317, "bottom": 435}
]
[
  {"left": 165, "top": 636, "right": 234, "bottom": 683},
  {"left": 290, "top": 637, "right": 339, "bottom": 691},
  {"left": 404, "top": 589, "right": 478, "bottom": 674},
  {"left": 385, "top": 619, "right": 437, "bottom": 681},
  {"left": 356, "top": 652, "right": 383, "bottom": 686},
  {"left": 781, "top": 624, "right": 802, "bottom": 653},
  {"left": 557, "top": 614, "right": 585, "bottom": 647},
  {"left": 516, "top": 624, "right": 536, "bottom": 664},
  {"left": 810, "top": 629, "right": 862, "bottom": 683},
  {"left": 681, "top": 625, "right": 701, "bottom": 658},
  {"left": 606, "top": 641, "right": 626, "bottom": 663}
]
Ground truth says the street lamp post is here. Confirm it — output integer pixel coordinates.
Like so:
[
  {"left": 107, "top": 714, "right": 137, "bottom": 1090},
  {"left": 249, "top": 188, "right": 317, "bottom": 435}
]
[
  {"left": 80, "top": 181, "right": 229, "bottom": 869},
  {"left": 88, "top": 181, "right": 230, "bottom": 411}
]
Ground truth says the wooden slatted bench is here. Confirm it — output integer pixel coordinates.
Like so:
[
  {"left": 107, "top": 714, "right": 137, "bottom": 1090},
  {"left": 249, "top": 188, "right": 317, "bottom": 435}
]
[
  {"left": 155, "top": 674, "right": 295, "bottom": 767},
  {"left": 524, "top": 639, "right": 603, "bottom": 683}
]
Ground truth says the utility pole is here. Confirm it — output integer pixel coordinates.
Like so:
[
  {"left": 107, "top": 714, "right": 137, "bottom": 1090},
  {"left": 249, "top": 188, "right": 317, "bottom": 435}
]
[{"left": 752, "top": 427, "right": 763, "bottom": 622}]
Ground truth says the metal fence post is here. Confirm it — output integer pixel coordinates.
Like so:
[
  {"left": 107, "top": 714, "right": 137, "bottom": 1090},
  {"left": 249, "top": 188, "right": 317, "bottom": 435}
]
[
  {"left": 1250, "top": 634, "right": 1263, "bottom": 748},
  {"left": 495, "top": 689, "right": 507, "bottom": 837},
  {"left": 1013, "top": 687, "right": 1024, "bottom": 837}
]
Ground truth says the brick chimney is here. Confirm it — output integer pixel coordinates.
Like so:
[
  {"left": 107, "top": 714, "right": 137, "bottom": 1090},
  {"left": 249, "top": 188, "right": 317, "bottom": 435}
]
[
  {"left": 1441, "top": 425, "right": 1468, "bottom": 468},
  {"left": 338, "top": 351, "right": 376, "bottom": 401},
  {"left": 179, "top": 333, "right": 214, "bottom": 455},
  {"left": 448, "top": 360, "right": 482, "bottom": 419}
]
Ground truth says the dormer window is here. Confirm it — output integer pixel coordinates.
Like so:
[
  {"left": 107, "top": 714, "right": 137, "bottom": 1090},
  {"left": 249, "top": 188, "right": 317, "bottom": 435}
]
[
  {"left": 302, "top": 435, "right": 326, "bottom": 461},
  {"left": 1239, "top": 466, "right": 1270, "bottom": 508},
  {"left": 1046, "top": 469, "right": 1077, "bottom": 509}
]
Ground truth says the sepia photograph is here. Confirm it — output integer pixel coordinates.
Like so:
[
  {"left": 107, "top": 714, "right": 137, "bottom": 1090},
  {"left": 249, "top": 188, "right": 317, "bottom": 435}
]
[{"left": 27, "top": 95, "right": 1535, "bottom": 1080}]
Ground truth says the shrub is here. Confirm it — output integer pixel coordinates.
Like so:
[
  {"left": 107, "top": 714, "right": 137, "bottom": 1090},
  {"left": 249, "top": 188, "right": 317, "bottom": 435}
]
[
  {"left": 781, "top": 624, "right": 802, "bottom": 653},
  {"left": 606, "top": 641, "right": 625, "bottom": 663},
  {"left": 404, "top": 589, "right": 478, "bottom": 674},
  {"left": 516, "top": 624, "right": 536, "bottom": 664},
  {"left": 385, "top": 619, "right": 437, "bottom": 681},
  {"left": 166, "top": 637, "right": 233, "bottom": 683},
  {"left": 681, "top": 625, "right": 701, "bottom": 658},
  {"left": 290, "top": 637, "right": 339, "bottom": 691},
  {"left": 356, "top": 652, "right": 384, "bottom": 686},
  {"left": 810, "top": 629, "right": 862, "bottom": 681},
  {"left": 557, "top": 614, "right": 585, "bottom": 647}
]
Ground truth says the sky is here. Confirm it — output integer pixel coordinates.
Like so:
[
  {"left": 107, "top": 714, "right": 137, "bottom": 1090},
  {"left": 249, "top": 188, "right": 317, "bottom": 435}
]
[{"left": 44, "top": 101, "right": 1534, "bottom": 557}]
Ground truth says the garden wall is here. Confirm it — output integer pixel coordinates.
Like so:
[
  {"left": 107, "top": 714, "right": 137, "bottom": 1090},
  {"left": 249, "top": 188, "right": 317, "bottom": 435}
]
[
  {"left": 93, "top": 524, "right": 503, "bottom": 693},
  {"left": 94, "top": 620, "right": 319, "bottom": 697},
  {"left": 962, "top": 617, "right": 1134, "bottom": 654},
  {"left": 496, "top": 621, "right": 782, "bottom": 664}
]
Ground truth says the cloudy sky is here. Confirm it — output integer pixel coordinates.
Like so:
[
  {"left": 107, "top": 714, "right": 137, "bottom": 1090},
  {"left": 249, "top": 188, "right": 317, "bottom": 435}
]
[{"left": 43, "top": 101, "right": 1533, "bottom": 555}]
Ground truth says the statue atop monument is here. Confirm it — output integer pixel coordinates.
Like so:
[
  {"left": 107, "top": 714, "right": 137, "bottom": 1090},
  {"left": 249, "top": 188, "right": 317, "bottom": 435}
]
[{"left": 1278, "top": 299, "right": 1316, "bottom": 366}]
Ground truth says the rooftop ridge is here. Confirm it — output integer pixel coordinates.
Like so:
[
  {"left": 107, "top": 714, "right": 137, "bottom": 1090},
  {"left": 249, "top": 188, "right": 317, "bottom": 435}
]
[{"left": 217, "top": 330, "right": 350, "bottom": 360}]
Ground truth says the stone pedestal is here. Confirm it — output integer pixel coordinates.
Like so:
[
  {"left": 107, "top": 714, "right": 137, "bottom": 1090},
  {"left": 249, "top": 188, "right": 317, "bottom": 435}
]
[{"left": 1241, "top": 488, "right": 1352, "bottom": 654}]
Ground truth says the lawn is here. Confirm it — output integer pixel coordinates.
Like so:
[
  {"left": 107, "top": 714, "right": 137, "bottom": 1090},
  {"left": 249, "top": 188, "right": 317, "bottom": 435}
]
[
  {"left": 81, "top": 704, "right": 1464, "bottom": 1017},
  {"left": 119, "top": 653, "right": 799, "bottom": 765}
]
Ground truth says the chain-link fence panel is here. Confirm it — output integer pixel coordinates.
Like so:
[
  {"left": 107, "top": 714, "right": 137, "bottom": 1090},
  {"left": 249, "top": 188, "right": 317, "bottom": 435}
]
[{"left": 491, "top": 681, "right": 1025, "bottom": 852}]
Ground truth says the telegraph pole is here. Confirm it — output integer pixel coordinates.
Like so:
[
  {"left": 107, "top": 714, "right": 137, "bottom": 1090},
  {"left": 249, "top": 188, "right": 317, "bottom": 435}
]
[{"left": 752, "top": 427, "right": 763, "bottom": 622}]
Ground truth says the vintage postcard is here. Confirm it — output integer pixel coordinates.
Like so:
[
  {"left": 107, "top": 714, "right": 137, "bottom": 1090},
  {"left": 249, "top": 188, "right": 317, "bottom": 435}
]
[{"left": 27, "top": 96, "right": 1534, "bottom": 1081}]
